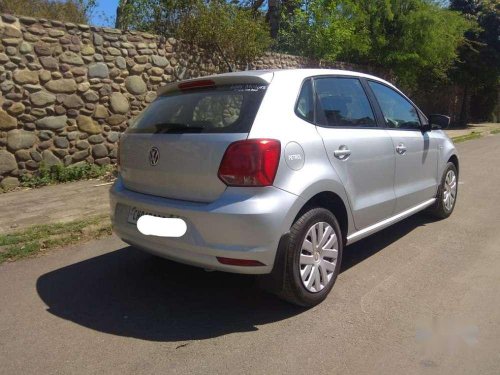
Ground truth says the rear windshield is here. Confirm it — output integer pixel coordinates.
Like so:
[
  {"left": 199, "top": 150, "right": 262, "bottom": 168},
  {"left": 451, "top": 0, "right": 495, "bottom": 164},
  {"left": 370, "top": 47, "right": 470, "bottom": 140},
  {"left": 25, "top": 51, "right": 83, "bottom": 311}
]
[{"left": 127, "top": 84, "right": 267, "bottom": 134}]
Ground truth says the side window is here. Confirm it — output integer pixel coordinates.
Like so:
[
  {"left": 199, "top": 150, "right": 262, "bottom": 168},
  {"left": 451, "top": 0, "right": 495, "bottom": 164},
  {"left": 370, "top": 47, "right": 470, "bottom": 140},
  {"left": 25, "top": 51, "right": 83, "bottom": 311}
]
[
  {"left": 368, "top": 81, "right": 421, "bottom": 130},
  {"left": 295, "top": 79, "right": 314, "bottom": 123},
  {"left": 314, "top": 77, "right": 376, "bottom": 127}
]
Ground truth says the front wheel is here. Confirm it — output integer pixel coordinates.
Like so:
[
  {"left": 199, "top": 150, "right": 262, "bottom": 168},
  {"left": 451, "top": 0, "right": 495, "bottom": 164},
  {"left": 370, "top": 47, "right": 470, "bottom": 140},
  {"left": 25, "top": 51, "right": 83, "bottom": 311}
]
[
  {"left": 276, "top": 208, "right": 343, "bottom": 307},
  {"left": 428, "top": 162, "right": 458, "bottom": 219}
]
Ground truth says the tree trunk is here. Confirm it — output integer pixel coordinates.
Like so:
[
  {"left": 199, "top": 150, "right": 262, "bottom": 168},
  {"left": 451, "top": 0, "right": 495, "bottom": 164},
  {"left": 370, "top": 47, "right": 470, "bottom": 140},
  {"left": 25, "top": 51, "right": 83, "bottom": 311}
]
[
  {"left": 267, "top": 0, "right": 279, "bottom": 39},
  {"left": 115, "top": 0, "right": 128, "bottom": 30},
  {"left": 458, "top": 84, "right": 469, "bottom": 128}
]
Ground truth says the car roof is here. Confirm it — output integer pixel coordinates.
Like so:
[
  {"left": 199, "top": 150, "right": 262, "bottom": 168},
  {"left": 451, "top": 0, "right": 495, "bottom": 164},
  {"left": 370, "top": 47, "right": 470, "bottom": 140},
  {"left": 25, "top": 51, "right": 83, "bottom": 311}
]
[
  {"left": 156, "top": 68, "right": 396, "bottom": 96},
  {"left": 212, "top": 69, "right": 396, "bottom": 88}
]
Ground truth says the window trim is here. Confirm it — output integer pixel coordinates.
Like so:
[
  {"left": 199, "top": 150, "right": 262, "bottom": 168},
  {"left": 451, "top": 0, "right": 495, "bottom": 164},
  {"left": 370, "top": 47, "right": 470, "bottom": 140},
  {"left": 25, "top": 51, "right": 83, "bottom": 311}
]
[
  {"left": 294, "top": 78, "right": 316, "bottom": 125},
  {"left": 365, "top": 79, "right": 424, "bottom": 132},
  {"left": 311, "top": 75, "right": 383, "bottom": 130},
  {"left": 294, "top": 74, "right": 426, "bottom": 131}
]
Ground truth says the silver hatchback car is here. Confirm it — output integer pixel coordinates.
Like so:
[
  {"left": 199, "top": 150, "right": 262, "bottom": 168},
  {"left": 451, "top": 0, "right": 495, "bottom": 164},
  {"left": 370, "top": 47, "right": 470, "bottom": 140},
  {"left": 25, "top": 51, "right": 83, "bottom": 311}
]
[{"left": 110, "top": 69, "right": 459, "bottom": 306}]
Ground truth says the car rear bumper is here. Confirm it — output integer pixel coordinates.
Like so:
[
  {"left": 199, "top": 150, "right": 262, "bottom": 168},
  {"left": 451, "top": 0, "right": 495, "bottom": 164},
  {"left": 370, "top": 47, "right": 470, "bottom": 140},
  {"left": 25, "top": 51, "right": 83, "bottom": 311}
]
[{"left": 110, "top": 177, "right": 303, "bottom": 274}]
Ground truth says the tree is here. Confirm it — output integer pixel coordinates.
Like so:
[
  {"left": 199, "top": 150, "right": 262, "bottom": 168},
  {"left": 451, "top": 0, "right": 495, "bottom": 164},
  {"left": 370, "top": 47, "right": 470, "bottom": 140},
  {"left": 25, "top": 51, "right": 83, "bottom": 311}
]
[
  {"left": 178, "top": 1, "right": 271, "bottom": 65},
  {"left": 0, "top": 0, "right": 96, "bottom": 24},
  {"left": 380, "top": 1, "right": 471, "bottom": 90},
  {"left": 114, "top": 0, "right": 201, "bottom": 34},
  {"left": 277, "top": 0, "right": 368, "bottom": 61},
  {"left": 115, "top": 0, "right": 129, "bottom": 29},
  {"left": 114, "top": 0, "right": 271, "bottom": 67},
  {"left": 450, "top": 0, "right": 500, "bottom": 124},
  {"left": 275, "top": 0, "right": 470, "bottom": 92}
]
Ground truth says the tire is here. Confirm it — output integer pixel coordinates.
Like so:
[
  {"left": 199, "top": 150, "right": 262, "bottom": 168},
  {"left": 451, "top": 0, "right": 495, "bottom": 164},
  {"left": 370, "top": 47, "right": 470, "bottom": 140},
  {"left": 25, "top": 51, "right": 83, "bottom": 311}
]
[
  {"left": 276, "top": 207, "right": 343, "bottom": 307},
  {"left": 428, "top": 162, "right": 458, "bottom": 219}
]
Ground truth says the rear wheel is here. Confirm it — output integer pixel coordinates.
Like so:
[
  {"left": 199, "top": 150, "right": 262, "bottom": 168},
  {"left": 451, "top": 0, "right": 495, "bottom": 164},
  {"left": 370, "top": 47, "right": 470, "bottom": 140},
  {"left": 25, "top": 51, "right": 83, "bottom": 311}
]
[
  {"left": 428, "top": 162, "right": 458, "bottom": 219},
  {"left": 276, "top": 208, "right": 343, "bottom": 307}
]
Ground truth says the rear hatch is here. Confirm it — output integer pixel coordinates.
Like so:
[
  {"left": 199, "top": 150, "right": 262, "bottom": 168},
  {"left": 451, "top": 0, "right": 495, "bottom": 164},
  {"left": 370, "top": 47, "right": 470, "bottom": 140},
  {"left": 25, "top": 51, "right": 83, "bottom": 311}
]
[{"left": 119, "top": 73, "right": 272, "bottom": 202}]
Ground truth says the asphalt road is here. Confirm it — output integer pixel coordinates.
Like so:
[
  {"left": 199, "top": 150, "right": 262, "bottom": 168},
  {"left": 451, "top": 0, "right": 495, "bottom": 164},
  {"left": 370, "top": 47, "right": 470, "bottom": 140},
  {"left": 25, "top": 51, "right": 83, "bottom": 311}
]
[{"left": 1, "top": 134, "right": 499, "bottom": 375}]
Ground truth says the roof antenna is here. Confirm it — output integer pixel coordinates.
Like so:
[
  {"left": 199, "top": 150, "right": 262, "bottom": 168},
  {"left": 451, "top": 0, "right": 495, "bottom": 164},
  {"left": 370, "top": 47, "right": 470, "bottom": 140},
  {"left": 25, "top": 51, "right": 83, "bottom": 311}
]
[{"left": 215, "top": 43, "right": 233, "bottom": 73}]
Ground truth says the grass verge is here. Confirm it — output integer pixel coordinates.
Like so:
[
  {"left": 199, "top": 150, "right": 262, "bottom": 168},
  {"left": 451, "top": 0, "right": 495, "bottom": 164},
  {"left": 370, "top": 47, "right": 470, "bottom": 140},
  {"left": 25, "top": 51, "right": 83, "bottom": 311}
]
[
  {"left": 490, "top": 128, "right": 500, "bottom": 135},
  {"left": 452, "top": 131, "right": 483, "bottom": 143},
  {"left": 0, "top": 215, "right": 112, "bottom": 264},
  {"left": 19, "top": 162, "right": 116, "bottom": 189}
]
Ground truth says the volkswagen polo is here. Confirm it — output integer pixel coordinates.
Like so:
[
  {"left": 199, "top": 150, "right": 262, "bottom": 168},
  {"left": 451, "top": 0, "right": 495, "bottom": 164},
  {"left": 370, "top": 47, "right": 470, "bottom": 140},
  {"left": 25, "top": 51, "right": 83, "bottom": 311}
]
[{"left": 110, "top": 69, "right": 458, "bottom": 306}]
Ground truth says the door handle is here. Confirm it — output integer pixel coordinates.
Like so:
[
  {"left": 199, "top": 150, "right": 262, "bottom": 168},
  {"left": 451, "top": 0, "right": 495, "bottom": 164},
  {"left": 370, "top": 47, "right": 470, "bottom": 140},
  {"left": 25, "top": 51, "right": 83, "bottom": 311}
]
[
  {"left": 396, "top": 143, "right": 407, "bottom": 155},
  {"left": 334, "top": 146, "right": 351, "bottom": 160}
]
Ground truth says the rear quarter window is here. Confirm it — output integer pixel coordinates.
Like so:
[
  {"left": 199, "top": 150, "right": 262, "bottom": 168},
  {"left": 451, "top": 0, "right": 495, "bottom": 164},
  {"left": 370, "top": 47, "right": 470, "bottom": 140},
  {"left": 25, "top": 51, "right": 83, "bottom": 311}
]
[
  {"left": 127, "top": 84, "right": 267, "bottom": 134},
  {"left": 295, "top": 79, "right": 314, "bottom": 123}
]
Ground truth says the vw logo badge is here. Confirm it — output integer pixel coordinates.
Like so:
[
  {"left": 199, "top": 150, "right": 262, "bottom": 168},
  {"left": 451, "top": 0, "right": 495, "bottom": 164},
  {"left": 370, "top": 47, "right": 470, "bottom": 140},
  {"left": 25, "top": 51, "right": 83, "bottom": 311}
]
[{"left": 149, "top": 147, "right": 160, "bottom": 166}]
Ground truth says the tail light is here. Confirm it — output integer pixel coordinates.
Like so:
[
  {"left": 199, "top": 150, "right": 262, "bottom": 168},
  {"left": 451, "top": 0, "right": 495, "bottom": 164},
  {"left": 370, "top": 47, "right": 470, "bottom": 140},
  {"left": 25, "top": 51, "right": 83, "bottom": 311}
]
[{"left": 218, "top": 139, "right": 281, "bottom": 187}]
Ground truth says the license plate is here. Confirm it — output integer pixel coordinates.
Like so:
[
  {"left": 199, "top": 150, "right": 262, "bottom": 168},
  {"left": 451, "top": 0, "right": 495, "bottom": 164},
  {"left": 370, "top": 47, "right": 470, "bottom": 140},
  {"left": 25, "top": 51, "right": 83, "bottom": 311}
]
[{"left": 127, "top": 207, "right": 171, "bottom": 225}]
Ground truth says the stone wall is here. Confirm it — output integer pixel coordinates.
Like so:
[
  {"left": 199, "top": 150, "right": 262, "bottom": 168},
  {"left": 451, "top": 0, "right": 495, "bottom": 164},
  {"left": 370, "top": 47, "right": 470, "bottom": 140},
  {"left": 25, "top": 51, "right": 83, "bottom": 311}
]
[{"left": 0, "top": 13, "right": 379, "bottom": 190}]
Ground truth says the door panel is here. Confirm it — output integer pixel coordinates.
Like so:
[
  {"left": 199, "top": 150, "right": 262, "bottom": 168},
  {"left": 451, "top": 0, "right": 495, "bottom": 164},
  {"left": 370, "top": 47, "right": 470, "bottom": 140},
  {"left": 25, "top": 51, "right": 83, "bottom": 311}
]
[
  {"left": 367, "top": 80, "right": 439, "bottom": 213},
  {"left": 317, "top": 128, "right": 396, "bottom": 229},
  {"left": 312, "top": 77, "right": 396, "bottom": 230},
  {"left": 389, "top": 130, "right": 439, "bottom": 212}
]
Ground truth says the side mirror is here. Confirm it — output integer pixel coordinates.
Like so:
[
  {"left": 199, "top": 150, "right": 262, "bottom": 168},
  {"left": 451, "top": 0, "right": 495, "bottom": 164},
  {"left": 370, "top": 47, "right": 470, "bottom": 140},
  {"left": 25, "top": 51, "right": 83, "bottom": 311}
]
[{"left": 428, "top": 114, "right": 450, "bottom": 130}]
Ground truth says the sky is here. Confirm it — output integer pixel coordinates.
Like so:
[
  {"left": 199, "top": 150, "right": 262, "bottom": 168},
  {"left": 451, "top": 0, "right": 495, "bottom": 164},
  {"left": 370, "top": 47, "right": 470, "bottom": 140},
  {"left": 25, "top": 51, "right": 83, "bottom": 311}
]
[{"left": 90, "top": 0, "right": 120, "bottom": 27}]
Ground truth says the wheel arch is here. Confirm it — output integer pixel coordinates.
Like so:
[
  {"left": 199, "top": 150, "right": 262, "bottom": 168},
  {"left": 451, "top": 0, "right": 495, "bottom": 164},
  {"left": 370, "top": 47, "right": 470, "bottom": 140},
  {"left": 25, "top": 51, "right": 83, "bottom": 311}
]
[
  {"left": 261, "top": 188, "right": 352, "bottom": 297},
  {"left": 448, "top": 154, "right": 459, "bottom": 175},
  {"left": 292, "top": 191, "right": 350, "bottom": 243}
]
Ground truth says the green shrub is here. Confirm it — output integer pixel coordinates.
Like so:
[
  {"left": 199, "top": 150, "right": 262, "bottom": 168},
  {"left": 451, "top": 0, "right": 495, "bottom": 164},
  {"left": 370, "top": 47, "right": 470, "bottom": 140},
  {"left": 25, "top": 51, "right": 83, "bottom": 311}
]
[{"left": 20, "top": 162, "right": 115, "bottom": 188}]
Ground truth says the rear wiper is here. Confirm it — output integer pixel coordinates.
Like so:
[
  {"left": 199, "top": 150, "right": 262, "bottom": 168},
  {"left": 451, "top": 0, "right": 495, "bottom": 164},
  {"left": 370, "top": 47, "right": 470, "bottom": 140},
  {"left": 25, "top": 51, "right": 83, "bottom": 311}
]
[{"left": 153, "top": 123, "right": 204, "bottom": 134}]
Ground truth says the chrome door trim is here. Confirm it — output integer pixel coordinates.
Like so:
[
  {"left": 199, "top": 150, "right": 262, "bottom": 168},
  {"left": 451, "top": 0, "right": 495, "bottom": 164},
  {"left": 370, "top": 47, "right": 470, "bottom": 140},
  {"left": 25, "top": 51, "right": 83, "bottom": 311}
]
[{"left": 346, "top": 198, "right": 436, "bottom": 245}]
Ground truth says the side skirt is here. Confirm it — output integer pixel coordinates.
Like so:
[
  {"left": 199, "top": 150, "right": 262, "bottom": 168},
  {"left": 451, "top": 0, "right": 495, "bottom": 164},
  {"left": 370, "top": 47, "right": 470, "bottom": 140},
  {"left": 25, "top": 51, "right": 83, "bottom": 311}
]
[{"left": 346, "top": 198, "right": 436, "bottom": 245}]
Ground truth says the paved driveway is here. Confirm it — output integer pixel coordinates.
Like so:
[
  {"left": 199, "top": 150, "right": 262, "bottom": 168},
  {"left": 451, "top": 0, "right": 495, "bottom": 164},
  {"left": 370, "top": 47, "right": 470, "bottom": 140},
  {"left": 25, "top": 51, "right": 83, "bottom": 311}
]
[{"left": 1, "top": 135, "right": 499, "bottom": 375}]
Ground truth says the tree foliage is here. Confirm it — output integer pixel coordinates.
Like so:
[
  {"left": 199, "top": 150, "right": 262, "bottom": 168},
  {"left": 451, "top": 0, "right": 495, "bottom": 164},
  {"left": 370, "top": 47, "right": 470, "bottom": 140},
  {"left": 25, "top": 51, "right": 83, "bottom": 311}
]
[
  {"left": 278, "top": 0, "right": 471, "bottom": 90},
  {"left": 3, "top": 0, "right": 497, "bottom": 121},
  {"left": 177, "top": 1, "right": 272, "bottom": 63},
  {"left": 115, "top": 0, "right": 271, "bottom": 65},
  {"left": 277, "top": 1, "right": 368, "bottom": 62},
  {"left": 115, "top": 0, "right": 198, "bottom": 34},
  {"left": 450, "top": 0, "right": 499, "bottom": 123},
  {"left": 384, "top": 2, "right": 471, "bottom": 89},
  {"left": 0, "top": 0, "right": 96, "bottom": 24},
  {"left": 112, "top": 0, "right": 481, "bottom": 92}
]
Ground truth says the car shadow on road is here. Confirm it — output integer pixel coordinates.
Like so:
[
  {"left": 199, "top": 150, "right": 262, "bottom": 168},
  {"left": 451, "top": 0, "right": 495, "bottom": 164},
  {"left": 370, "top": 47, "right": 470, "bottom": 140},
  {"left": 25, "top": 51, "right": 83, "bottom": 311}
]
[
  {"left": 341, "top": 213, "right": 438, "bottom": 273},
  {"left": 36, "top": 213, "right": 436, "bottom": 342}
]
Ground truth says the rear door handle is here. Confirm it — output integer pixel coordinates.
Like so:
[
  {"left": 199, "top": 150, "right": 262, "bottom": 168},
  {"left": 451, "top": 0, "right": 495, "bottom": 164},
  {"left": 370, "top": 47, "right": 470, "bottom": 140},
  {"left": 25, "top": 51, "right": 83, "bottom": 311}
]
[
  {"left": 334, "top": 146, "right": 351, "bottom": 160},
  {"left": 396, "top": 143, "right": 407, "bottom": 155}
]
